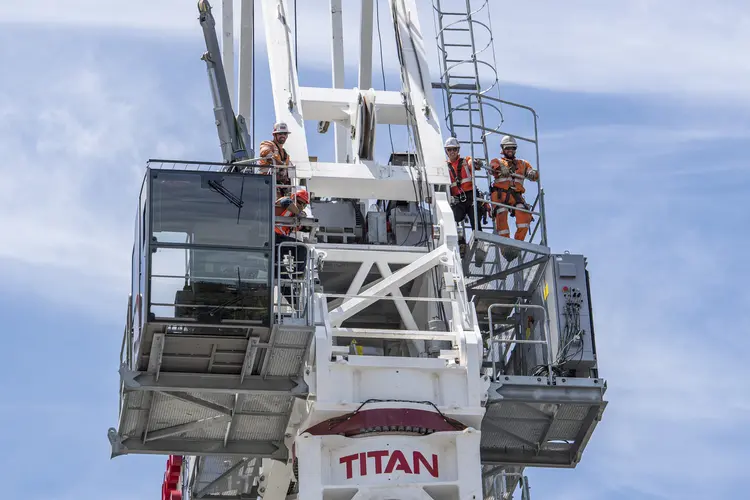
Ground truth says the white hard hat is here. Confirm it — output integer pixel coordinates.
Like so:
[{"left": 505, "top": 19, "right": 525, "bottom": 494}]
[
  {"left": 444, "top": 137, "right": 460, "bottom": 149},
  {"left": 273, "top": 122, "right": 290, "bottom": 134},
  {"left": 501, "top": 135, "right": 517, "bottom": 148}
]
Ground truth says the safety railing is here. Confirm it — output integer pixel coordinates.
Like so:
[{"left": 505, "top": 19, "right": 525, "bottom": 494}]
[
  {"left": 487, "top": 303, "right": 553, "bottom": 383},
  {"left": 147, "top": 157, "right": 297, "bottom": 196},
  {"left": 275, "top": 240, "right": 317, "bottom": 326},
  {"left": 464, "top": 94, "right": 548, "bottom": 249},
  {"left": 483, "top": 468, "right": 531, "bottom": 500}
]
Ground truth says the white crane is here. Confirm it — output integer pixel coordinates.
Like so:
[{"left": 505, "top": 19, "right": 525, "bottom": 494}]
[{"left": 109, "top": 1, "right": 608, "bottom": 499}]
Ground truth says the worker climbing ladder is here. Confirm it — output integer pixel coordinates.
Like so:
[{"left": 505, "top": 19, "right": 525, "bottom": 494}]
[{"left": 108, "top": 2, "right": 608, "bottom": 499}]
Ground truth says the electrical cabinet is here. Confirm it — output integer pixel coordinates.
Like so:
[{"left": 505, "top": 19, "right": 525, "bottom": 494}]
[{"left": 505, "top": 253, "right": 599, "bottom": 378}]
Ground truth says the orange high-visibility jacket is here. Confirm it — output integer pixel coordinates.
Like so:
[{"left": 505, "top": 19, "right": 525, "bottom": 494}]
[
  {"left": 259, "top": 140, "right": 291, "bottom": 167},
  {"left": 490, "top": 157, "right": 539, "bottom": 193},
  {"left": 274, "top": 196, "right": 297, "bottom": 236},
  {"left": 259, "top": 140, "right": 291, "bottom": 184},
  {"left": 447, "top": 156, "right": 477, "bottom": 196}
]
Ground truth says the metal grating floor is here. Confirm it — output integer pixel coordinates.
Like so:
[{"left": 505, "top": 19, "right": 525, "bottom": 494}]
[
  {"left": 480, "top": 375, "right": 607, "bottom": 468},
  {"left": 110, "top": 322, "right": 314, "bottom": 459}
]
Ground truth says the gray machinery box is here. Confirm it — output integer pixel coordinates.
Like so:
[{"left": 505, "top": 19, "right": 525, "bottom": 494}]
[
  {"left": 310, "top": 200, "right": 362, "bottom": 244},
  {"left": 507, "top": 253, "right": 599, "bottom": 378},
  {"left": 389, "top": 203, "right": 430, "bottom": 247}
]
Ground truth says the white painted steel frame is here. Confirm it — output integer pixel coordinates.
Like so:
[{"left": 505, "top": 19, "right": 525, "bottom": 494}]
[
  {"left": 222, "top": 0, "right": 236, "bottom": 110},
  {"left": 238, "top": 0, "right": 254, "bottom": 121}
]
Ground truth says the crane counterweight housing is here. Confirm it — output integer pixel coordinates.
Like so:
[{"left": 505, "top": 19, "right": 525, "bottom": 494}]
[{"left": 108, "top": 1, "right": 608, "bottom": 499}]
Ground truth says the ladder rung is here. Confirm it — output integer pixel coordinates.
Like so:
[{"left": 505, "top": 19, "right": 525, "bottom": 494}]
[
  {"left": 448, "top": 75, "right": 478, "bottom": 80},
  {"left": 445, "top": 84, "right": 479, "bottom": 90},
  {"left": 444, "top": 43, "right": 473, "bottom": 47},
  {"left": 440, "top": 12, "right": 469, "bottom": 16},
  {"left": 444, "top": 28, "right": 470, "bottom": 32}
]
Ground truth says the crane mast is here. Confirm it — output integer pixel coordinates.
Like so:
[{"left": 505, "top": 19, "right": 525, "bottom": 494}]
[{"left": 109, "top": 1, "right": 608, "bottom": 499}]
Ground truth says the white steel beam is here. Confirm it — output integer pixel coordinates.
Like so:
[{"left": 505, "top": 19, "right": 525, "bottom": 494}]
[
  {"left": 375, "top": 261, "right": 419, "bottom": 331},
  {"left": 304, "top": 160, "right": 448, "bottom": 200},
  {"left": 388, "top": 0, "right": 449, "bottom": 185},
  {"left": 320, "top": 245, "right": 426, "bottom": 263},
  {"left": 299, "top": 86, "right": 407, "bottom": 124},
  {"left": 260, "top": 0, "right": 311, "bottom": 176},
  {"left": 328, "top": 244, "right": 451, "bottom": 326},
  {"left": 315, "top": 244, "right": 427, "bottom": 264},
  {"left": 258, "top": 459, "right": 294, "bottom": 500},
  {"left": 346, "top": 260, "right": 373, "bottom": 296},
  {"left": 358, "top": 0, "right": 374, "bottom": 90},
  {"left": 329, "top": 0, "right": 349, "bottom": 163},
  {"left": 238, "top": 0, "right": 254, "bottom": 121},
  {"left": 222, "top": 0, "right": 236, "bottom": 110}
]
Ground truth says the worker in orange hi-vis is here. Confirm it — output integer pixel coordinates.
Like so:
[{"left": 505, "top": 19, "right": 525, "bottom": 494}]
[
  {"left": 444, "top": 137, "right": 483, "bottom": 256},
  {"left": 274, "top": 188, "right": 310, "bottom": 237},
  {"left": 259, "top": 122, "right": 293, "bottom": 197},
  {"left": 489, "top": 135, "right": 539, "bottom": 242},
  {"left": 274, "top": 189, "right": 311, "bottom": 300}
]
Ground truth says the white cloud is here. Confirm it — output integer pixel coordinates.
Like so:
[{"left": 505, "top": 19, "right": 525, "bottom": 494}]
[
  {"left": 0, "top": 43, "right": 216, "bottom": 317},
  {"left": 1, "top": 4, "right": 748, "bottom": 499},
  {"left": 5, "top": 0, "right": 749, "bottom": 105},
  {"left": 0, "top": 0, "right": 196, "bottom": 31}
]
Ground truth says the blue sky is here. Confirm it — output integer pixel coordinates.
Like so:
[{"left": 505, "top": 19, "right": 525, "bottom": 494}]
[{"left": 0, "top": 1, "right": 748, "bottom": 499}]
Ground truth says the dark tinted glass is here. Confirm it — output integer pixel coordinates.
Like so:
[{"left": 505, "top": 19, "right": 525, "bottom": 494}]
[
  {"left": 149, "top": 170, "right": 273, "bottom": 249},
  {"left": 149, "top": 246, "right": 270, "bottom": 325}
]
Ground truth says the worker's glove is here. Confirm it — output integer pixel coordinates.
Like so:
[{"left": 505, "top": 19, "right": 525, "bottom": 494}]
[
  {"left": 499, "top": 165, "right": 511, "bottom": 176},
  {"left": 473, "top": 159, "right": 484, "bottom": 169},
  {"left": 449, "top": 196, "right": 457, "bottom": 205}
]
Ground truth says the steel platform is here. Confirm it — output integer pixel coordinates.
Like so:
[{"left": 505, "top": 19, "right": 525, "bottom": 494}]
[
  {"left": 480, "top": 375, "right": 607, "bottom": 468},
  {"left": 463, "top": 231, "right": 550, "bottom": 325},
  {"left": 110, "top": 322, "right": 314, "bottom": 460}
]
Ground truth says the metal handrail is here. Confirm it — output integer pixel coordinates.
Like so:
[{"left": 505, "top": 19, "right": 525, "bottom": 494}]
[
  {"left": 487, "top": 303, "right": 553, "bottom": 383},
  {"left": 275, "top": 240, "right": 316, "bottom": 326},
  {"left": 466, "top": 94, "right": 547, "bottom": 250}
]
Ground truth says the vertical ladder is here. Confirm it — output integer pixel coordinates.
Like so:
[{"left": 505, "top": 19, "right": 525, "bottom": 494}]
[{"left": 431, "top": 0, "right": 501, "bottom": 164}]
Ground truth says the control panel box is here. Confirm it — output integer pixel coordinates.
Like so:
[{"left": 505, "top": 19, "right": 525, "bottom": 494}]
[
  {"left": 542, "top": 253, "right": 598, "bottom": 377},
  {"left": 505, "top": 253, "right": 599, "bottom": 378}
]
